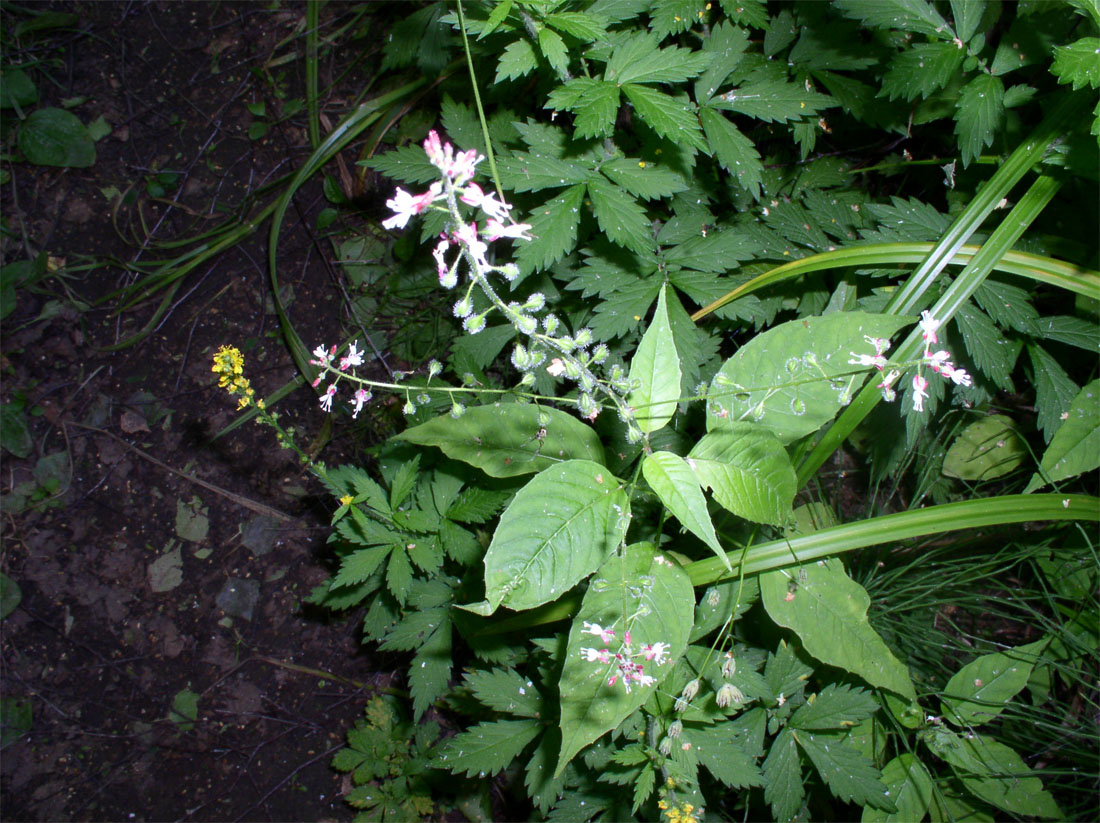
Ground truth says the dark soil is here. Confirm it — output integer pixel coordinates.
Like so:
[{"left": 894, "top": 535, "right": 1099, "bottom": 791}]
[{"left": 1, "top": 3, "right": 406, "bottom": 820}]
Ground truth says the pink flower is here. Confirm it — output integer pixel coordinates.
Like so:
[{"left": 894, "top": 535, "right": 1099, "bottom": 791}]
[
  {"left": 580, "top": 647, "right": 611, "bottom": 664},
  {"left": 311, "top": 344, "right": 333, "bottom": 366},
  {"left": 912, "top": 374, "right": 929, "bottom": 412},
  {"left": 320, "top": 383, "right": 337, "bottom": 413},
  {"left": 878, "top": 369, "right": 900, "bottom": 403},
  {"left": 547, "top": 358, "right": 566, "bottom": 377},
  {"left": 919, "top": 310, "right": 940, "bottom": 345},
  {"left": 941, "top": 364, "right": 972, "bottom": 386},
  {"left": 462, "top": 183, "right": 512, "bottom": 221},
  {"left": 382, "top": 183, "right": 441, "bottom": 230},
  {"left": 641, "top": 642, "right": 670, "bottom": 665},
  {"left": 351, "top": 388, "right": 372, "bottom": 419},
  {"left": 449, "top": 149, "right": 483, "bottom": 184},
  {"left": 582, "top": 621, "right": 616, "bottom": 644},
  {"left": 433, "top": 238, "right": 456, "bottom": 287},
  {"left": 340, "top": 342, "right": 363, "bottom": 371},
  {"left": 453, "top": 221, "right": 490, "bottom": 272}
]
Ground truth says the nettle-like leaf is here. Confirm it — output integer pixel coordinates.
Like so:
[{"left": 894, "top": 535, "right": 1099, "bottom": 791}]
[
  {"left": 789, "top": 683, "right": 878, "bottom": 730},
  {"left": 557, "top": 543, "right": 694, "bottom": 776},
  {"left": 663, "top": 228, "right": 763, "bottom": 273},
  {"left": 599, "top": 157, "right": 687, "bottom": 201},
  {"left": 1028, "top": 344, "right": 1079, "bottom": 443},
  {"left": 1025, "top": 378, "right": 1100, "bottom": 492},
  {"left": 622, "top": 84, "right": 707, "bottom": 151},
  {"left": 628, "top": 284, "right": 681, "bottom": 432},
  {"left": 863, "top": 753, "right": 936, "bottom": 823},
  {"left": 762, "top": 726, "right": 804, "bottom": 822},
  {"left": 706, "top": 311, "right": 911, "bottom": 445},
  {"left": 462, "top": 460, "right": 629, "bottom": 616},
  {"left": 545, "top": 11, "right": 608, "bottom": 42},
  {"left": 1051, "top": 37, "right": 1100, "bottom": 90},
  {"left": 440, "top": 718, "right": 542, "bottom": 778},
  {"left": 687, "top": 425, "right": 796, "bottom": 526},
  {"left": 603, "top": 31, "right": 712, "bottom": 86},
  {"left": 410, "top": 610, "right": 452, "bottom": 720},
  {"left": 548, "top": 78, "right": 621, "bottom": 139},
  {"left": 881, "top": 42, "right": 966, "bottom": 101},
  {"left": 516, "top": 184, "right": 586, "bottom": 278},
  {"left": 682, "top": 721, "right": 764, "bottom": 790},
  {"left": 496, "top": 38, "right": 539, "bottom": 83},
  {"left": 760, "top": 558, "right": 917, "bottom": 701},
  {"left": 464, "top": 667, "right": 545, "bottom": 719},
  {"left": 497, "top": 150, "right": 590, "bottom": 192},
  {"left": 699, "top": 106, "right": 764, "bottom": 197},
  {"left": 794, "top": 729, "right": 894, "bottom": 812},
  {"left": 397, "top": 403, "right": 605, "bottom": 478},
  {"left": 954, "top": 302, "right": 1019, "bottom": 392},
  {"left": 695, "top": 21, "right": 750, "bottom": 104},
  {"left": 955, "top": 73, "right": 1005, "bottom": 167},
  {"left": 586, "top": 176, "right": 654, "bottom": 254},
  {"left": 833, "top": 0, "right": 953, "bottom": 38},
  {"left": 712, "top": 72, "right": 835, "bottom": 123},
  {"left": 642, "top": 451, "right": 727, "bottom": 567}
]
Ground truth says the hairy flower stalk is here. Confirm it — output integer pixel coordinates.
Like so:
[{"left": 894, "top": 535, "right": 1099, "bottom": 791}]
[
  {"left": 311, "top": 130, "right": 642, "bottom": 433},
  {"left": 847, "top": 311, "right": 972, "bottom": 413}
]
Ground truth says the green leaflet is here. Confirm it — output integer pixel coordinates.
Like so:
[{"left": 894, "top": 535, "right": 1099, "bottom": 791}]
[
  {"left": 397, "top": 403, "right": 605, "bottom": 477},
  {"left": 924, "top": 727, "right": 1062, "bottom": 819},
  {"left": 1025, "top": 378, "right": 1100, "bottom": 492},
  {"left": 687, "top": 425, "right": 797, "bottom": 526},
  {"left": 760, "top": 558, "right": 916, "bottom": 701},
  {"left": 556, "top": 543, "right": 693, "bottom": 776},
  {"left": 642, "top": 451, "right": 729, "bottom": 570},
  {"left": 940, "top": 639, "right": 1047, "bottom": 726},
  {"left": 707, "top": 311, "right": 911, "bottom": 445},
  {"left": 628, "top": 284, "right": 682, "bottom": 433},
  {"left": 955, "top": 73, "right": 1005, "bottom": 167},
  {"left": 861, "top": 753, "right": 935, "bottom": 823},
  {"left": 461, "top": 460, "right": 629, "bottom": 616},
  {"left": 942, "top": 414, "right": 1027, "bottom": 481},
  {"left": 440, "top": 718, "right": 542, "bottom": 778}
]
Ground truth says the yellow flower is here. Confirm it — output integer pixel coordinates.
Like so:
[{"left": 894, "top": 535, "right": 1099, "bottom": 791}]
[
  {"left": 212, "top": 345, "right": 256, "bottom": 408},
  {"left": 339, "top": 495, "right": 354, "bottom": 506}
]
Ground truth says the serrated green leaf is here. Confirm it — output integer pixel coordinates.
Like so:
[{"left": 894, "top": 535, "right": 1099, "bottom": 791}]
[
  {"left": 465, "top": 667, "right": 544, "bottom": 718},
  {"left": 398, "top": 403, "right": 605, "bottom": 478},
  {"left": 628, "top": 285, "right": 681, "bottom": 432},
  {"left": 446, "top": 486, "right": 511, "bottom": 524},
  {"left": 1029, "top": 344, "right": 1079, "bottom": 442},
  {"left": 1051, "top": 38, "right": 1100, "bottom": 90},
  {"left": 538, "top": 26, "right": 570, "bottom": 75},
  {"left": 622, "top": 84, "right": 706, "bottom": 152},
  {"left": 687, "top": 426, "right": 796, "bottom": 526},
  {"left": 379, "top": 608, "right": 446, "bottom": 651},
  {"left": 386, "top": 547, "right": 412, "bottom": 604},
  {"left": 795, "top": 730, "right": 894, "bottom": 811},
  {"left": 571, "top": 80, "right": 622, "bottom": 139},
  {"left": 791, "top": 684, "right": 879, "bottom": 730},
  {"left": 589, "top": 277, "right": 662, "bottom": 340},
  {"left": 699, "top": 106, "right": 763, "bottom": 197},
  {"left": 761, "top": 558, "right": 917, "bottom": 700},
  {"left": 650, "top": 0, "right": 707, "bottom": 38},
  {"left": 332, "top": 545, "right": 394, "bottom": 588},
  {"left": 360, "top": 143, "right": 440, "bottom": 184},
  {"left": 833, "top": 0, "right": 952, "bottom": 38},
  {"left": 606, "top": 32, "right": 712, "bottom": 86},
  {"left": 1025, "top": 378, "right": 1100, "bottom": 492},
  {"left": 525, "top": 730, "right": 566, "bottom": 814},
  {"left": 557, "top": 543, "right": 694, "bottom": 775},
  {"left": 496, "top": 38, "right": 539, "bottom": 83},
  {"left": 864, "top": 196, "right": 950, "bottom": 243},
  {"left": 545, "top": 11, "right": 608, "bottom": 41},
  {"left": 479, "top": 0, "right": 513, "bottom": 39},
  {"left": 516, "top": 184, "right": 585, "bottom": 277},
  {"left": 443, "top": 718, "right": 542, "bottom": 777},
  {"left": 973, "top": 278, "right": 1040, "bottom": 336},
  {"left": 1038, "top": 315, "right": 1099, "bottom": 352},
  {"left": 497, "top": 150, "right": 591, "bottom": 192},
  {"left": 955, "top": 73, "right": 1005, "bottom": 167},
  {"left": 713, "top": 74, "right": 834, "bottom": 123},
  {"left": 955, "top": 302, "right": 1018, "bottom": 392},
  {"left": 464, "top": 460, "right": 629, "bottom": 616},
  {"left": 586, "top": 177, "right": 653, "bottom": 254},
  {"left": 643, "top": 451, "right": 727, "bottom": 567},
  {"left": 682, "top": 722, "right": 763, "bottom": 789},
  {"left": 925, "top": 728, "right": 1062, "bottom": 819},
  {"left": 632, "top": 762, "right": 656, "bottom": 813},
  {"left": 941, "top": 639, "right": 1045, "bottom": 726},
  {"left": 410, "top": 614, "right": 451, "bottom": 720},
  {"left": 881, "top": 42, "right": 966, "bottom": 101},
  {"left": 664, "top": 227, "right": 762, "bottom": 273},
  {"left": 695, "top": 21, "right": 750, "bottom": 103},
  {"left": 440, "top": 94, "right": 486, "bottom": 155},
  {"left": 942, "top": 414, "right": 1027, "bottom": 481},
  {"left": 600, "top": 157, "right": 687, "bottom": 200},
  {"left": 862, "top": 753, "right": 935, "bottom": 823},
  {"left": 389, "top": 456, "right": 420, "bottom": 509},
  {"left": 762, "top": 727, "right": 804, "bottom": 822},
  {"left": 707, "top": 312, "right": 911, "bottom": 445}
]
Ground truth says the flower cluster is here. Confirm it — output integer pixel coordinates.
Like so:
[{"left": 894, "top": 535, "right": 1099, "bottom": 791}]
[
  {"left": 848, "top": 311, "right": 972, "bottom": 413},
  {"left": 578, "top": 621, "right": 670, "bottom": 694},
  {"left": 657, "top": 799, "right": 699, "bottom": 823},
  {"left": 212, "top": 345, "right": 262, "bottom": 410},
  {"left": 309, "top": 342, "right": 374, "bottom": 418}
]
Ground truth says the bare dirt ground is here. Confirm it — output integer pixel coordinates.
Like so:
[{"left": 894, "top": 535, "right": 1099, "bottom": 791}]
[{"left": 1, "top": 3, "right": 408, "bottom": 820}]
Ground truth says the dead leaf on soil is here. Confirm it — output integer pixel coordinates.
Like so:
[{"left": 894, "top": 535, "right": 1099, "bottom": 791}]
[
  {"left": 119, "top": 410, "right": 149, "bottom": 433},
  {"left": 148, "top": 546, "right": 182, "bottom": 593},
  {"left": 175, "top": 495, "right": 209, "bottom": 543}
]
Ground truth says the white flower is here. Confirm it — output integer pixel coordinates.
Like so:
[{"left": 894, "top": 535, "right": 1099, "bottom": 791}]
[
  {"left": 351, "top": 388, "right": 372, "bottom": 419},
  {"left": 582, "top": 621, "right": 616, "bottom": 643},
  {"left": 340, "top": 342, "right": 363, "bottom": 370},
  {"left": 641, "top": 642, "right": 670, "bottom": 665},
  {"left": 382, "top": 183, "right": 441, "bottom": 230},
  {"left": 919, "top": 310, "right": 941, "bottom": 345},
  {"left": 912, "top": 374, "right": 929, "bottom": 412},
  {"left": 485, "top": 219, "right": 532, "bottom": 242},
  {"left": 942, "top": 364, "right": 972, "bottom": 386},
  {"left": 547, "top": 358, "right": 566, "bottom": 377},
  {"left": 580, "top": 647, "right": 611, "bottom": 663},
  {"left": 319, "top": 383, "right": 337, "bottom": 413}
]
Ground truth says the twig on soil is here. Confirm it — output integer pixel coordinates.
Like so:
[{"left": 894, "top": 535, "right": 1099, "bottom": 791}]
[{"left": 66, "top": 421, "right": 297, "bottom": 522}]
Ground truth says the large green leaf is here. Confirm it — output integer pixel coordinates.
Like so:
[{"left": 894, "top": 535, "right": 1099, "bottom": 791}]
[
  {"left": 397, "top": 403, "right": 605, "bottom": 477},
  {"left": 942, "top": 414, "right": 1027, "bottom": 481},
  {"left": 707, "top": 312, "right": 910, "bottom": 444},
  {"left": 760, "top": 557, "right": 916, "bottom": 700},
  {"left": 924, "top": 727, "right": 1062, "bottom": 819},
  {"left": 1025, "top": 379, "right": 1100, "bottom": 492},
  {"left": 687, "top": 425, "right": 796, "bottom": 526},
  {"left": 940, "top": 639, "right": 1046, "bottom": 726},
  {"left": 642, "top": 451, "right": 728, "bottom": 569},
  {"left": 628, "top": 284, "right": 682, "bottom": 433},
  {"left": 557, "top": 543, "right": 693, "bottom": 775},
  {"left": 462, "top": 460, "right": 629, "bottom": 616},
  {"left": 861, "top": 753, "right": 935, "bottom": 823},
  {"left": 17, "top": 107, "right": 95, "bottom": 168}
]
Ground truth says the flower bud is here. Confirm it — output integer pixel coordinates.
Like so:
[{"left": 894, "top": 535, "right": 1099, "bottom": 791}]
[
  {"left": 516, "top": 315, "right": 537, "bottom": 335},
  {"left": 453, "top": 297, "right": 473, "bottom": 318},
  {"left": 716, "top": 683, "right": 744, "bottom": 708},
  {"left": 722, "top": 655, "right": 736, "bottom": 680},
  {"left": 574, "top": 327, "right": 593, "bottom": 348},
  {"left": 524, "top": 292, "right": 546, "bottom": 312},
  {"left": 543, "top": 314, "right": 560, "bottom": 334},
  {"left": 668, "top": 720, "right": 683, "bottom": 740},
  {"left": 428, "top": 360, "right": 443, "bottom": 378},
  {"left": 500, "top": 263, "right": 520, "bottom": 281},
  {"left": 658, "top": 736, "right": 673, "bottom": 756},
  {"left": 511, "top": 344, "right": 530, "bottom": 371},
  {"left": 450, "top": 402, "right": 466, "bottom": 418},
  {"left": 403, "top": 399, "right": 416, "bottom": 415},
  {"left": 464, "top": 314, "right": 487, "bottom": 334},
  {"left": 519, "top": 372, "right": 535, "bottom": 387},
  {"left": 592, "top": 344, "right": 609, "bottom": 364},
  {"left": 577, "top": 393, "right": 597, "bottom": 419}
]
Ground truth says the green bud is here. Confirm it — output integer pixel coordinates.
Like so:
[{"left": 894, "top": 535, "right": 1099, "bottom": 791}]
[
  {"left": 428, "top": 360, "right": 443, "bottom": 378},
  {"left": 574, "top": 327, "right": 593, "bottom": 347}
]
